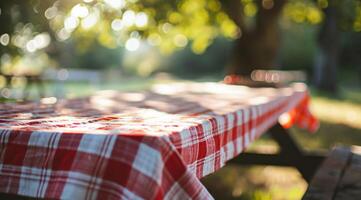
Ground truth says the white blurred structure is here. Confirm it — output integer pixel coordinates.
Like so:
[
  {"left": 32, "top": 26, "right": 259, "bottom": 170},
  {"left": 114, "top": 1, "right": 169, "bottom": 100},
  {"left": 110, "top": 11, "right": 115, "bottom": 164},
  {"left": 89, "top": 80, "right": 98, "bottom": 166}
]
[{"left": 42, "top": 69, "right": 102, "bottom": 98}]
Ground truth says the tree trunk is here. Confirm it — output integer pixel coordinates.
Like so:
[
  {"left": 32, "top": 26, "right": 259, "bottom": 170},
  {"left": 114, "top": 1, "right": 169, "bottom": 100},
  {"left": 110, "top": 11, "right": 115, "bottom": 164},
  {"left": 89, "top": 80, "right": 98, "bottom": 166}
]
[
  {"left": 314, "top": 3, "right": 339, "bottom": 93},
  {"left": 224, "top": 0, "right": 287, "bottom": 76}
]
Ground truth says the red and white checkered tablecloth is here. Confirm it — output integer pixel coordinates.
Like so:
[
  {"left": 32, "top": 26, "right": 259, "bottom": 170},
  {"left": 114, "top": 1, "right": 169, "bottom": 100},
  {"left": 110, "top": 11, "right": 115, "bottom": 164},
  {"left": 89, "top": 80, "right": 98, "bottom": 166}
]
[{"left": 0, "top": 82, "right": 318, "bottom": 200}]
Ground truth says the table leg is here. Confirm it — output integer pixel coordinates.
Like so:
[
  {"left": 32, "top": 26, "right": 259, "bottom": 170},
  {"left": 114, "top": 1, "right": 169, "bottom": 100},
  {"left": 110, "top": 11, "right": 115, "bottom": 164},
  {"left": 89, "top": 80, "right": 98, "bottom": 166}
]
[{"left": 229, "top": 123, "right": 325, "bottom": 183}]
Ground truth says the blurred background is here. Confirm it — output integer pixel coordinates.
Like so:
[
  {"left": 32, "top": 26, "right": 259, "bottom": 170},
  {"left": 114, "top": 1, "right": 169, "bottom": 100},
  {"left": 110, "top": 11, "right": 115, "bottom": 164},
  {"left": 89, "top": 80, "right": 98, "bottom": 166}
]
[{"left": 0, "top": 0, "right": 360, "bottom": 199}]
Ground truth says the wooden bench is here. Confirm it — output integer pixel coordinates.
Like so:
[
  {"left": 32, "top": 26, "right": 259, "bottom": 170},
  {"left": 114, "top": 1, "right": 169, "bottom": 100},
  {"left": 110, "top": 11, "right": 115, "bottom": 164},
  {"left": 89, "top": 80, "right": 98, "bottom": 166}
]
[{"left": 303, "top": 145, "right": 361, "bottom": 200}]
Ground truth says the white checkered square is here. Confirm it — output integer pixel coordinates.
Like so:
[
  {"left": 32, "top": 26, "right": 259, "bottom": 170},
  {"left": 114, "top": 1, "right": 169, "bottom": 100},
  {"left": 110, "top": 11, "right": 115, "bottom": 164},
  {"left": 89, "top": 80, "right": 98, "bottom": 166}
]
[
  {"left": 77, "top": 134, "right": 116, "bottom": 157},
  {"left": 164, "top": 182, "right": 191, "bottom": 200},
  {"left": 132, "top": 144, "right": 163, "bottom": 184},
  {"left": 214, "top": 115, "right": 225, "bottom": 135},
  {"left": 179, "top": 129, "right": 192, "bottom": 147},
  {"left": 235, "top": 137, "right": 242, "bottom": 155},
  {"left": 225, "top": 141, "right": 235, "bottom": 161},
  {"left": 61, "top": 172, "right": 92, "bottom": 200},
  {"left": 28, "top": 131, "right": 60, "bottom": 147},
  {"left": 203, "top": 120, "right": 212, "bottom": 136},
  {"left": 202, "top": 154, "right": 215, "bottom": 177},
  {"left": 226, "top": 113, "right": 234, "bottom": 132},
  {"left": 18, "top": 167, "right": 50, "bottom": 197},
  {"left": 235, "top": 110, "right": 243, "bottom": 126}
]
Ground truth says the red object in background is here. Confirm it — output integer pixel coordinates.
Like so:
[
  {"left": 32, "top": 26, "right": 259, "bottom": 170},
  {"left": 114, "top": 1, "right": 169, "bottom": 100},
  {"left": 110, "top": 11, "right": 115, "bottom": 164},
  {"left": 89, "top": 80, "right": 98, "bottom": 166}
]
[
  {"left": 224, "top": 74, "right": 242, "bottom": 84},
  {"left": 280, "top": 94, "right": 319, "bottom": 133}
]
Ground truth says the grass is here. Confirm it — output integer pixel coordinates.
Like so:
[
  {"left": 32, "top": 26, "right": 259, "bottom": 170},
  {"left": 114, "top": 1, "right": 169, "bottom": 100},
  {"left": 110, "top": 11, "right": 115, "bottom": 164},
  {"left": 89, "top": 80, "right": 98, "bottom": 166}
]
[{"left": 1, "top": 75, "right": 219, "bottom": 101}]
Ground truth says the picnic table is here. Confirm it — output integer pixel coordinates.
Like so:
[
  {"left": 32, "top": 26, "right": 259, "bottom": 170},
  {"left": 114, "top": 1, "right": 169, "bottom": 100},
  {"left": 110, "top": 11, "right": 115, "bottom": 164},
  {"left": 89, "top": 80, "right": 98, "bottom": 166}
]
[
  {"left": 0, "top": 73, "right": 46, "bottom": 100},
  {"left": 0, "top": 82, "right": 319, "bottom": 199}
]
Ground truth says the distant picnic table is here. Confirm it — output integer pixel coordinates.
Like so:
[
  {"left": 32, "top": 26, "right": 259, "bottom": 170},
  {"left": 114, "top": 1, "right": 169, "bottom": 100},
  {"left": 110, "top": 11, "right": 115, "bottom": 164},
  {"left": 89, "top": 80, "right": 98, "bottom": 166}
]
[
  {"left": 0, "top": 81, "right": 320, "bottom": 199},
  {"left": 0, "top": 73, "right": 46, "bottom": 100},
  {"left": 0, "top": 69, "right": 102, "bottom": 100}
]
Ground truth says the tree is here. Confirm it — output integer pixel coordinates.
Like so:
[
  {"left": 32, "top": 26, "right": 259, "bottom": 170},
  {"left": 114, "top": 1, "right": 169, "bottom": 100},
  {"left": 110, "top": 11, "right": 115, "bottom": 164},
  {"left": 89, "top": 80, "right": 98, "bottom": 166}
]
[
  {"left": 315, "top": 0, "right": 359, "bottom": 92},
  {"left": 1, "top": 0, "right": 360, "bottom": 89},
  {"left": 315, "top": 2, "right": 340, "bottom": 92},
  {"left": 222, "top": 0, "right": 287, "bottom": 75}
]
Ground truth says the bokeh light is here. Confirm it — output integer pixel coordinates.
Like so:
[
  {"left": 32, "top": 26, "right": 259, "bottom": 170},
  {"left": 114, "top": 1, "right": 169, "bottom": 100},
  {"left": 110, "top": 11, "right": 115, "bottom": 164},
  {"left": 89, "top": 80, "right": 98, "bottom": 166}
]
[
  {"left": 71, "top": 4, "right": 89, "bottom": 18},
  {"left": 0, "top": 34, "right": 10, "bottom": 46},
  {"left": 125, "top": 38, "right": 140, "bottom": 51}
]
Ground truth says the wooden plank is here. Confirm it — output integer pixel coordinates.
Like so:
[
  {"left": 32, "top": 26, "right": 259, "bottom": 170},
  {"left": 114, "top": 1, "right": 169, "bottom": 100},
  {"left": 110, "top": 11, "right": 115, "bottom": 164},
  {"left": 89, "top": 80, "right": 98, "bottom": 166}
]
[
  {"left": 0, "top": 193, "right": 36, "bottom": 200},
  {"left": 229, "top": 123, "right": 325, "bottom": 183},
  {"left": 268, "top": 124, "right": 325, "bottom": 182},
  {"left": 303, "top": 146, "right": 352, "bottom": 200},
  {"left": 229, "top": 152, "right": 324, "bottom": 167},
  {"left": 334, "top": 146, "right": 361, "bottom": 200}
]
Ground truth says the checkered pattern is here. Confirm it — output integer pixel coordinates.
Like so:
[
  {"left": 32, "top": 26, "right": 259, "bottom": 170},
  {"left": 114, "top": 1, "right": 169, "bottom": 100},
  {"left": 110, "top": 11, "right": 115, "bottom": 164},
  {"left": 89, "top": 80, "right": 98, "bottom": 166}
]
[{"left": 0, "top": 82, "right": 318, "bottom": 199}]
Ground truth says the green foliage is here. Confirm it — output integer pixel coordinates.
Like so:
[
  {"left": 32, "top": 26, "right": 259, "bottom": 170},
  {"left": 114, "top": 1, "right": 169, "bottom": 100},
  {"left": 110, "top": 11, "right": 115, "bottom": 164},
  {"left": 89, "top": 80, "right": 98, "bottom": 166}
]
[
  {"left": 0, "top": 0, "right": 361, "bottom": 75},
  {"left": 341, "top": 32, "right": 361, "bottom": 69},
  {"left": 159, "top": 38, "right": 233, "bottom": 78},
  {"left": 333, "top": 0, "right": 359, "bottom": 31},
  {"left": 279, "top": 23, "right": 318, "bottom": 73},
  {"left": 44, "top": 0, "right": 238, "bottom": 54},
  {"left": 76, "top": 42, "right": 124, "bottom": 69},
  {"left": 283, "top": 0, "right": 324, "bottom": 24}
]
